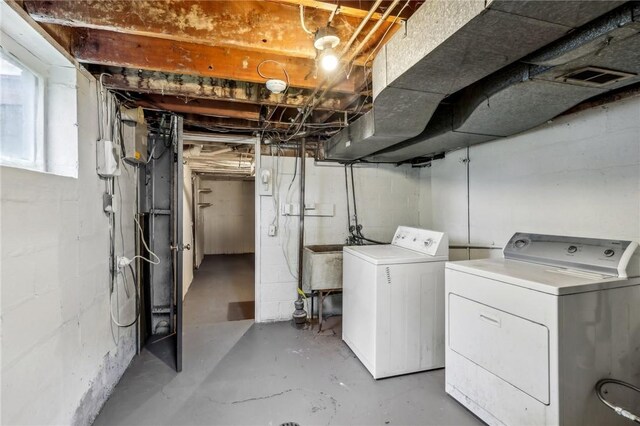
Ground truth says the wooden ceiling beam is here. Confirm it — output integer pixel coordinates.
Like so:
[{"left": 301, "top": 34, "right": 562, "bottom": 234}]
[
  {"left": 179, "top": 114, "right": 298, "bottom": 133},
  {"left": 97, "top": 67, "right": 367, "bottom": 113},
  {"left": 73, "top": 29, "right": 365, "bottom": 93},
  {"left": 179, "top": 114, "right": 272, "bottom": 132},
  {"left": 138, "top": 96, "right": 261, "bottom": 121},
  {"left": 25, "top": 0, "right": 389, "bottom": 65}
]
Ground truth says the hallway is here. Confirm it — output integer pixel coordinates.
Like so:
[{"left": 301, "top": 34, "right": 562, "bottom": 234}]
[{"left": 186, "top": 254, "right": 255, "bottom": 324}]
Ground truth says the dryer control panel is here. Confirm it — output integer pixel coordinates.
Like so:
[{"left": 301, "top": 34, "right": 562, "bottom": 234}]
[
  {"left": 504, "top": 232, "right": 639, "bottom": 278},
  {"left": 392, "top": 226, "right": 449, "bottom": 257}
]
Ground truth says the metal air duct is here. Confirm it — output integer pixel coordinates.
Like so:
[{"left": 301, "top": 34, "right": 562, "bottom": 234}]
[
  {"left": 325, "top": 0, "right": 624, "bottom": 161},
  {"left": 369, "top": 3, "right": 640, "bottom": 162}
]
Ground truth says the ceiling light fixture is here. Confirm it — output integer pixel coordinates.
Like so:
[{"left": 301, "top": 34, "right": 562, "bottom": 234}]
[
  {"left": 314, "top": 27, "right": 340, "bottom": 72},
  {"left": 257, "top": 60, "right": 290, "bottom": 94}
]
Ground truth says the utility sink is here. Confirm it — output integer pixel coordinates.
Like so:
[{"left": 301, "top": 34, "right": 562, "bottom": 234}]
[{"left": 302, "top": 245, "right": 344, "bottom": 292}]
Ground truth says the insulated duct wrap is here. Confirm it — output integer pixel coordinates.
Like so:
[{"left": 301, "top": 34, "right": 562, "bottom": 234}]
[
  {"left": 370, "top": 3, "right": 640, "bottom": 162},
  {"left": 325, "top": 0, "right": 625, "bottom": 161}
]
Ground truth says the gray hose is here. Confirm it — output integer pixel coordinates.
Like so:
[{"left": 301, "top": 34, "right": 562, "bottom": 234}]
[{"left": 595, "top": 378, "right": 640, "bottom": 423}]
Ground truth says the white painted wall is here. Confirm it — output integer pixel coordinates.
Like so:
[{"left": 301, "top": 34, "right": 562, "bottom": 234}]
[
  {"left": 183, "top": 164, "right": 194, "bottom": 297},
  {"left": 1, "top": 70, "right": 138, "bottom": 425},
  {"left": 1, "top": 6, "right": 138, "bottom": 424},
  {"left": 420, "top": 96, "right": 640, "bottom": 264},
  {"left": 201, "top": 179, "right": 255, "bottom": 255},
  {"left": 256, "top": 157, "right": 421, "bottom": 322}
]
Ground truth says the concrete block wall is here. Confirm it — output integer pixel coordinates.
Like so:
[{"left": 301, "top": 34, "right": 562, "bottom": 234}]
[
  {"left": 419, "top": 95, "right": 640, "bottom": 263},
  {"left": 257, "top": 157, "right": 421, "bottom": 322},
  {"left": 201, "top": 179, "right": 255, "bottom": 255},
  {"left": 1, "top": 71, "right": 138, "bottom": 425},
  {"left": 183, "top": 164, "right": 194, "bottom": 297}
]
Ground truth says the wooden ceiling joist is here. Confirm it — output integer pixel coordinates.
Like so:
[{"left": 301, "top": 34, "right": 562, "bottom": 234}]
[
  {"left": 98, "top": 67, "right": 367, "bottom": 114},
  {"left": 180, "top": 114, "right": 287, "bottom": 132},
  {"left": 137, "top": 95, "right": 261, "bottom": 121},
  {"left": 25, "top": 0, "right": 393, "bottom": 65},
  {"left": 73, "top": 29, "right": 365, "bottom": 93}
]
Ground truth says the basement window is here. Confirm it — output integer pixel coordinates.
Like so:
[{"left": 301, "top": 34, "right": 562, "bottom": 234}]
[
  {"left": 0, "top": 48, "right": 44, "bottom": 171},
  {"left": 0, "top": 6, "right": 79, "bottom": 178}
]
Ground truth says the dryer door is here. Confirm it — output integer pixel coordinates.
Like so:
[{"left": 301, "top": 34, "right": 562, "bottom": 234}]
[{"left": 449, "top": 294, "right": 550, "bottom": 404}]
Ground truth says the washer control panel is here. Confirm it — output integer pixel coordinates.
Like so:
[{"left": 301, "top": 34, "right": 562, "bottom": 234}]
[
  {"left": 392, "top": 226, "right": 448, "bottom": 257},
  {"left": 505, "top": 232, "right": 638, "bottom": 277}
]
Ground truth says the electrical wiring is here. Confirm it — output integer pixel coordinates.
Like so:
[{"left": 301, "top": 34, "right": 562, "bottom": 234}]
[
  {"left": 273, "top": 148, "right": 301, "bottom": 281},
  {"left": 130, "top": 219, "right": 158, "bottom": 266},
  {"left": 98, "top": 80, "right": 158, "bottom": 332},
  {"left": 110, "top": 263, "right": 140, "bottom": 328},
  {"left": 257, "top": 60, "right": 291, "bottom": 94},
  {"left": 299, "top": 5, "right": 314, "bottom": 35}
]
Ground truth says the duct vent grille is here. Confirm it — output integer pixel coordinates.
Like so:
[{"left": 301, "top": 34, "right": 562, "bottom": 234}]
[{"left": 559, "top": 67, "right": 636, "bottom": 87}]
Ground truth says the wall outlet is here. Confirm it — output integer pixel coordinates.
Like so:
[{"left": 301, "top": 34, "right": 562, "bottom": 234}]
[{"left": 268, "top": 224, "right": 277, "bottom": 236}]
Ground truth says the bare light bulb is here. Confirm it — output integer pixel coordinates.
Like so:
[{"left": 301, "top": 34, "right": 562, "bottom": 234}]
[{"left": 320, "top": 49, "right": 339, "bottom": 72}]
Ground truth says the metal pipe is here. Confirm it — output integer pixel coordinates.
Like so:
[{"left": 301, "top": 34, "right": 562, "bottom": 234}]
[
  {"left": 345, "top": 0, "right": 401, "bottom": 64},
  {"left": 287, "top": 0, "right": 385, "bottom": 131},
  {"left": 293, "top": 138, "right": 308, "bottom": 325},
  {"left": 344, "top": 165, "right": 352, "bottom": 234},
  {"left": 310, "top": 0, "right": 400, "bottom": 121},
  {"left": 350, "top": 163, "right": 359, "bottom": 232},
  {"left": 297, "top": 137, "right": 307, "bottom": 293},
  {"left": 340, "top": 0, "right": 383, "bottom": 56}
]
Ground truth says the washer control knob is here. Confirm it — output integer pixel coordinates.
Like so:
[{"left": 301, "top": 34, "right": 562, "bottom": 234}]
[
  {"left": 604, "top": 249, "right": 615, "bottom": 257},
  {"left": 514, "top": 239, "right": 528, "bottom": 249},
  {"left": 567, "top": 245, "right": 578, "bottom": 254},
  {"left": 424, "top": 239, "right": 433, "bottom": 247}
]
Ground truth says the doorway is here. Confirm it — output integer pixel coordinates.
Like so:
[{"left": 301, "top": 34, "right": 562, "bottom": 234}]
[{"left": 182, "top": 137, "right": 257, "bottom": 325}]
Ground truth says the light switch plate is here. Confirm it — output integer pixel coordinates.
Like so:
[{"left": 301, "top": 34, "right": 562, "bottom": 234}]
[{"left": 259, "top": 168, "right": 273, "bottom": 196}]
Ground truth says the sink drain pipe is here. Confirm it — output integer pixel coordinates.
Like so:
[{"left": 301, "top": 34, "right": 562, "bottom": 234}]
[{"left": 293, "top": 138, "right": 308, "bottom": 325}]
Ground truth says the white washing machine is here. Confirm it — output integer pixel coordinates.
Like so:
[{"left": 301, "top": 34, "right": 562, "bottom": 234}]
[
  {"left": 342, "top": 226, "right": 449, "bottom": 379},
  {"left": 445, "top": 232, "right": 640, "bottom": 426}
]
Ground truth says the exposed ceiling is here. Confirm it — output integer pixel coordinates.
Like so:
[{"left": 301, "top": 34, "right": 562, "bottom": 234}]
[
  {"left": 23, "top": 0, "right": 423, "bottom": 136},
  {"left": 22, "top": 0, "right": 638, "bottom": 175},
  {"left": 21, "top": 0, "right": 426, "bottom": 176}
]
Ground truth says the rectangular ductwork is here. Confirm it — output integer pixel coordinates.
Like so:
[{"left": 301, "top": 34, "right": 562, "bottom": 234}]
[
  {"left": 325, "top": 0, "right": 624, "bottom": 161},
  {"left": 368, "top": 2, "right": 640, "bottom": 163}
]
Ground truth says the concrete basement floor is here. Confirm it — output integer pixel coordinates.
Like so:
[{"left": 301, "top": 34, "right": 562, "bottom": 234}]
[
  {"left": 94, "top": 255, "right": 482, "bottom": 426},
  {"left": 185, "top": 254, "right": 256, "bottom": 324}
]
